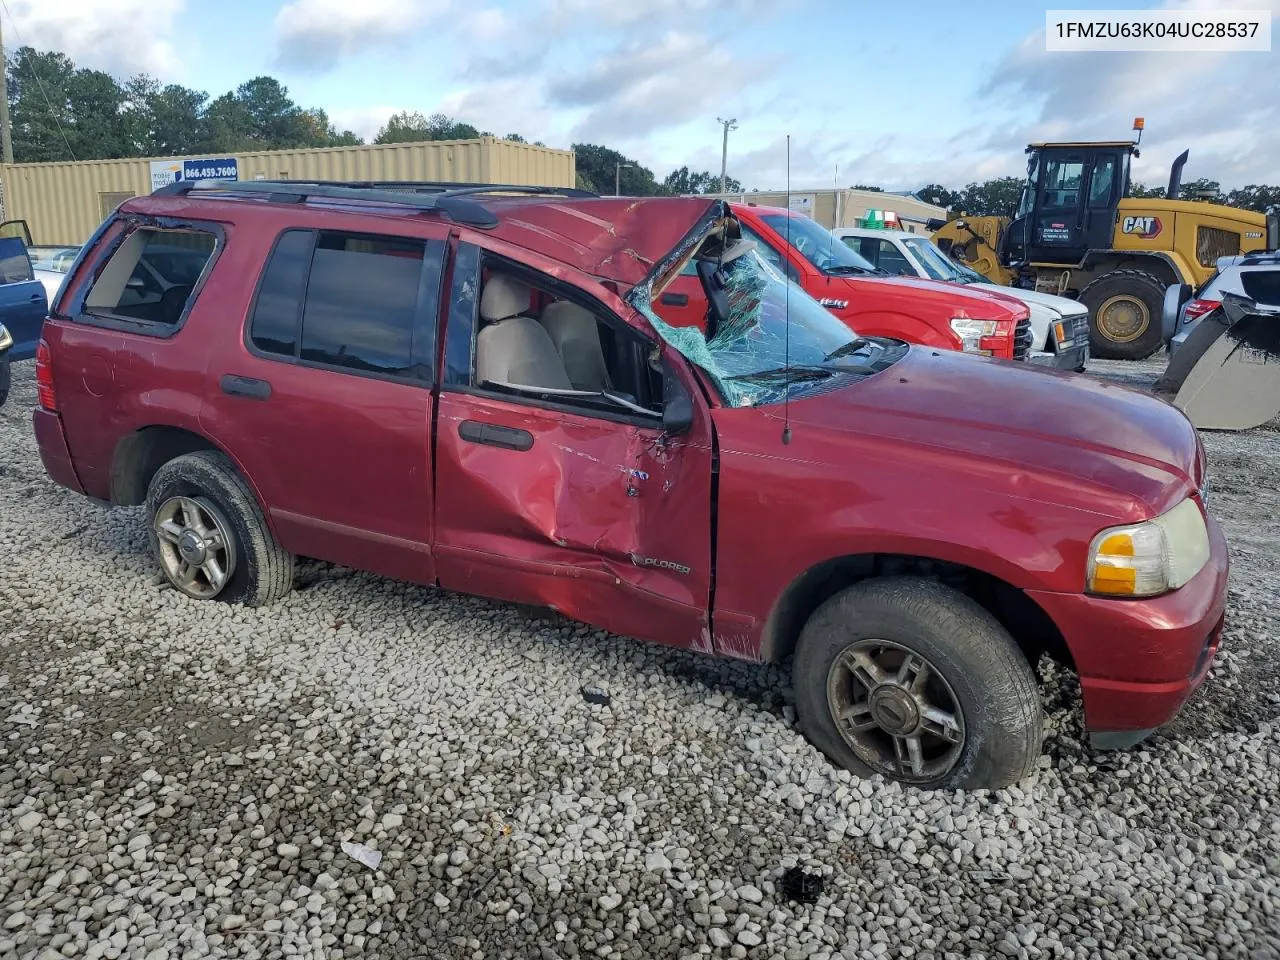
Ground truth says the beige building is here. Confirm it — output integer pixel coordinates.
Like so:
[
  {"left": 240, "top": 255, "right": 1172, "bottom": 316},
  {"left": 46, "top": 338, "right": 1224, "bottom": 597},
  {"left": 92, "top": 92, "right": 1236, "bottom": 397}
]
[
  {"left": 1, "top": 137, "right": 577, "bottom": 246},
  {"left": 700, "top": 187, "right": 947, "bottom": 234}
]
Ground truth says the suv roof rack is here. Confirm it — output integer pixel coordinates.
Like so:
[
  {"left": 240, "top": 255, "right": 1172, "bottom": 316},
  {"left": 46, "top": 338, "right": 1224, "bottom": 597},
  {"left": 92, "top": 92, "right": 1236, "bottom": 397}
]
[{"left": 150, "top": 179, "right": 599, "bottom": 229}]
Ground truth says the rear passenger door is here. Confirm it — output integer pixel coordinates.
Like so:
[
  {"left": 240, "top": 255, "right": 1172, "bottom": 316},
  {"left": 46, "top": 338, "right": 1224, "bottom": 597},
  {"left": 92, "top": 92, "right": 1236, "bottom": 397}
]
[{"left": 203, "top": 226, "right": 445, "bottom": 586}]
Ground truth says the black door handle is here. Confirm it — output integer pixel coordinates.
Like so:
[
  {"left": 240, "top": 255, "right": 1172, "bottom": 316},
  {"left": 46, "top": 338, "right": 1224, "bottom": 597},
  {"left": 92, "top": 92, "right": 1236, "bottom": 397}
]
[
  {"left": 29, "top": 294, "right": 43, "bottom": 301},
  {"left": 660, "top": 292, "right": 689, "bottom": 306},
  {"left": 220, "top": 374, "right": 272, "bottom": 400},
  {"left": 459, "top": 420, "right": 533, "bottom": 451}
]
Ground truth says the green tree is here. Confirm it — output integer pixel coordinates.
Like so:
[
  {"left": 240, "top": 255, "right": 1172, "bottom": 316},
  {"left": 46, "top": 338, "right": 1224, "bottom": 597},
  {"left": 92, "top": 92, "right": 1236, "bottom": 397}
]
[
  {"left": 8, "top": 47, "right": 76, "bottom": 162},
  {"left": 955, "top": 177, "right": 1024, "bottom": 217},
  {"left": 572, "top": 143, "right": 665, "bottom": 195},
  {"left": 1225, "top": 184, "right": 1280, "bottom": 213},
  {"left": 1128, "top": 182, "right": 1167, "bottom": 199},
  {"left": 663, "top": 166, "right": 741, "bottom": 194},
  {"left": 851, "top": 183, "right": 883, "bottom": 192},
  {"left": 374, "top": 111, "right": 484, "bottom": 144},
  {"left": 916, "top": 183, "right": 960, "bottom": 209}
]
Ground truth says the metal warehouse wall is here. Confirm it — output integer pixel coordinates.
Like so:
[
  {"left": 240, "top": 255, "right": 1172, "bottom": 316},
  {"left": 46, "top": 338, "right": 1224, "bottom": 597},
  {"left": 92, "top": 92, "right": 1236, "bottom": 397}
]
[{"left": 0, "top": 138, "right": 577, "bottom": 246}]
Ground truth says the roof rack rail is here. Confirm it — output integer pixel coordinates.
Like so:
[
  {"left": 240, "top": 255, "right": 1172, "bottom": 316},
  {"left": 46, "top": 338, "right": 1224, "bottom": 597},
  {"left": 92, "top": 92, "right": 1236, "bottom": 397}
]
[{"left": 150, "top": 179, "right": 598, "bottom": 228}]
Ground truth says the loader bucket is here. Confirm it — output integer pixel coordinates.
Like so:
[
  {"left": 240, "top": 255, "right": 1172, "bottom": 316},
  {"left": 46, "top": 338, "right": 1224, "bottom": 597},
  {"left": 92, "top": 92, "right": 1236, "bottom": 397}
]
[{"left": 1154, "top": 293, "right": 1280, "bottom": 430}]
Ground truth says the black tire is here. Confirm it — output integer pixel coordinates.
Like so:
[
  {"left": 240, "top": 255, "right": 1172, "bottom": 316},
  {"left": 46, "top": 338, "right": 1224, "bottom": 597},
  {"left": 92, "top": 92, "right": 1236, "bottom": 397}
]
[
  {"left": 145, "top": 450, "right": 294, "bottom": 606},
  {"left": 793, "top": 577, "right": 1043, "bottom": 791},
  {"left": 0, "top": 356, "right": 9, "bottom": 407},
  {"left": 1079, "top": 269, "right": 1167, "bottom": 360}
]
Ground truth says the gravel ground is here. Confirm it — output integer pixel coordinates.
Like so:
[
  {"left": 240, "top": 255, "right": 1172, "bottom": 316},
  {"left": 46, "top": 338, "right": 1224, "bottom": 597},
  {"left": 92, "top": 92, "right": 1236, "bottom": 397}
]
[{"left": 2, "top": 356, "right": 1278, "bottom": 960}]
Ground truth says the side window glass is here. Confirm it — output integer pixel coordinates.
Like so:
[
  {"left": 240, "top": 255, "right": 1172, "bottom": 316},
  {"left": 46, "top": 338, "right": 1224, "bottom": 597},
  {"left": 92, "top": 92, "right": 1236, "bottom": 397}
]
[
  {"left": 249, "top": 229, "right": 441, "bottom": 380},
  {"left": 249, "top": 230, "right": 314, "bottom": 356},
  {"left": 1042, "top": 160, "right": 1085, "bottom": 209},
  {"left": 0, "top": 237, "right": 34, "bottom": 284},
  {"left": 300, "top": 233, "right": 426, "bottom": 375},
  {"left": 876, "top": 240, "right": 913, "bottom": 276},
  {"left": 444, "top": 242, "right": 482, "bottom": 386},
  {"left": 857, "top": 237, "right": 879, "bottom": 265},
  {"left": 1089, "top": 157, "right": 1116, "bottom": 208},
  {"left": 83, "top": 227, "right": 216, "bottom": 327}
]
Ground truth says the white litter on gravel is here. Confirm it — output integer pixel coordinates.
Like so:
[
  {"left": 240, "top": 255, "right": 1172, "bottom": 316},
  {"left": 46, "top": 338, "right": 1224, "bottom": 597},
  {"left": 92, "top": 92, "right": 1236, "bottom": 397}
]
[{"left": 1, "top": 357, "right": 1278, "bottom": 960}]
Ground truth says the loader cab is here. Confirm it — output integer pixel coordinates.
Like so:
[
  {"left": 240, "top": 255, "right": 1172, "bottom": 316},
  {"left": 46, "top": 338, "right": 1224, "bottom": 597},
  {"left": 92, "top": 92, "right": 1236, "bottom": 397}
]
[{"left": 1004, "top": 142, "right": 1134, "bottom": 266}]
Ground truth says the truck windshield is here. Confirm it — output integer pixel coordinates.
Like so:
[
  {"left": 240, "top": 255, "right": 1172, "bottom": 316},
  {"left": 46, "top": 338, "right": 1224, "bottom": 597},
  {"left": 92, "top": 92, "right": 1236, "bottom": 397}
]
[
  {"left": 758, "top": 212, "right": 879, "bottom": 275},
  {"left": 635, "top": 245, "right": 900, "bottom": 409},
  {"left": 903, "top": 237, "right": 986, "bottom": 284}
]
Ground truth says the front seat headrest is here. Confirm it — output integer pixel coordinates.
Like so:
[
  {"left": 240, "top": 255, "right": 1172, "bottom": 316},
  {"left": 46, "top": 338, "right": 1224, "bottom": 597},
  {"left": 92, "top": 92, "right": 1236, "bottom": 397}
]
[{"left": 481, "top": 274, "right": 533, "bottom": 323}]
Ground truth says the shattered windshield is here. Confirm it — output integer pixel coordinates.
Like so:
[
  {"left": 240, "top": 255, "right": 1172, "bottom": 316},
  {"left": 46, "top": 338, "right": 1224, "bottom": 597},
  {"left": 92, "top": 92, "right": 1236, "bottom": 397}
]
[
  {"left": 758, "top": 212, "right": 878, "bottom": 275},
  {"left": 635, "top": 245, "right": 898, "bottom": 408}
]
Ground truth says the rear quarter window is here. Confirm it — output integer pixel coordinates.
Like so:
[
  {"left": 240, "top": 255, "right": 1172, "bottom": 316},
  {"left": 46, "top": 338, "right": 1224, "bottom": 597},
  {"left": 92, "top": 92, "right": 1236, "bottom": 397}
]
[
  {"left": 1240, "top": 269, "right": 1280, "bottom": 306},
  {"left": 81, "top": 226, "right": 217, "bottom": 332}
]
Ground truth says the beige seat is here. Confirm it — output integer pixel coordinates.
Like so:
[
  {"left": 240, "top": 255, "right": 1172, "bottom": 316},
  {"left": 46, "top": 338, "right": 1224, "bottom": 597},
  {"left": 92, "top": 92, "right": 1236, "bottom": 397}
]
[
  {"left": 540, "top": 301, "right": 612, "bottom": 392},
  {"left": 475, "top": 275, "right": 572, "bottom": 390}
]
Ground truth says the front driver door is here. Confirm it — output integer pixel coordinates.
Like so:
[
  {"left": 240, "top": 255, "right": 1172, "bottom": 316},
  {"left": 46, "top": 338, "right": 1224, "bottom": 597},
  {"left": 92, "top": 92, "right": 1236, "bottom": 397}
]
[
  {"left": 432, "top": 239, "right": 715, "bottom": 650},
  {"left": 0, "top": 235, "right": 48, "bottom": 359}
]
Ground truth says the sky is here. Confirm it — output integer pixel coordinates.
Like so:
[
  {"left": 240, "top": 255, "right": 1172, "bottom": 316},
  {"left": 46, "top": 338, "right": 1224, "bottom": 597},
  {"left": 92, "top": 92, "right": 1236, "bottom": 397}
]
[{"left": 3, "top": 0, "right": 1277, "bottom": 192}]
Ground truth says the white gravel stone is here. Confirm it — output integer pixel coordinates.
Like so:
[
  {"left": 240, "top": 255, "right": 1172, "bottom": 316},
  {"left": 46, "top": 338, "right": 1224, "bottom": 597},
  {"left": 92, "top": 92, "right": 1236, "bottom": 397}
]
[{"left": 0, "top": 356, "right": 1277, "bottom": 959}]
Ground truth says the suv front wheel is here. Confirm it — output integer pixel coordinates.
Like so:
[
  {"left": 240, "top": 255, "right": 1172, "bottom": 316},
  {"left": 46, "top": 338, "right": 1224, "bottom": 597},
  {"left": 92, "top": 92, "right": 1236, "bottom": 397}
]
[
  {"left": 793, "top": 577, "right": 1043, "bottom": 790},
  {"left": 146, "top": 450, "right": 294, "bottom": 606}
]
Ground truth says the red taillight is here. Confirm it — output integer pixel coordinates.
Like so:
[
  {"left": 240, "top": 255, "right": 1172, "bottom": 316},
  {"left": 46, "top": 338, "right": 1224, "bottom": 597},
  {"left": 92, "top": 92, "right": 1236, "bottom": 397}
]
[
  {"left": 35, "top": 338, "right": 57, "bottom": 412},
  {"left": 1183, "top": 298, "right": 1220, "bottom": 323}
]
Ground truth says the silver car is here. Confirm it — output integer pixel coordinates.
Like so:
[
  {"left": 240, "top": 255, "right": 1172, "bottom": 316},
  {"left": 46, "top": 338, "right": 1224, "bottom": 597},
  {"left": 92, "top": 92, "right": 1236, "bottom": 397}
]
[{"left": 1164, "top": 252, "right": 1280, "bottom": 356}]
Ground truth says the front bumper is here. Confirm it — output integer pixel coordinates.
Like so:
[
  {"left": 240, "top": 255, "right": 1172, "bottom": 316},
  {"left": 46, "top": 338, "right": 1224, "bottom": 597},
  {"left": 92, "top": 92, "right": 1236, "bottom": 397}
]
[{"left": 1027, "top": 511, "right": 1229, "bottom": 742}]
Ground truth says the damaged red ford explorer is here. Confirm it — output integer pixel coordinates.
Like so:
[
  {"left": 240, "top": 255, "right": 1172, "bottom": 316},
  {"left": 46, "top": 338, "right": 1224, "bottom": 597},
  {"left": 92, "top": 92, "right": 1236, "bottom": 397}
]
[{"left": 32, "top": 182, "right": 1227, "bottom": 790}]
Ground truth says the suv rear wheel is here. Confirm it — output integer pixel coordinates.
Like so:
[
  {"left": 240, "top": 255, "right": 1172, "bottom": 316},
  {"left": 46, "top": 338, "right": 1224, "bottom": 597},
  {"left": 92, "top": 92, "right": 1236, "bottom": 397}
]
[
  {"left": 793, "top": 577, "right": 1042, "bottom": 790},
  {"left": 146, "top": 450, "right": 294, "bottom": 606}
]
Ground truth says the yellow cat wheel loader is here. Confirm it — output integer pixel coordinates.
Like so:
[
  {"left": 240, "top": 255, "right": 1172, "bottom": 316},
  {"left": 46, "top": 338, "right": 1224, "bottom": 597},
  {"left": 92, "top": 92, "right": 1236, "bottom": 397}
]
[{"left": 931, "top": 138, "right": 1277, "bottom": 360}]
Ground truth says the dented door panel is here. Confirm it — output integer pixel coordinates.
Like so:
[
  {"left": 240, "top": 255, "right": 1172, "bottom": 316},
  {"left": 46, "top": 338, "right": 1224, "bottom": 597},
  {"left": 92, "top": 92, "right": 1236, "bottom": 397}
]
[{"left": 433, "top": 390, "right": 714, "bottom": 648}]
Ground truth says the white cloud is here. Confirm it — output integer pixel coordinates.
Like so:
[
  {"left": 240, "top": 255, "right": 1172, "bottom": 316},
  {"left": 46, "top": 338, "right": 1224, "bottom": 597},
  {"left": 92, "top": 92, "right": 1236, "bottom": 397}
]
[
  {"left": 437, "top": 80, "right": 558, "bottom": 142},
  {"left": 273, "top": 0, "right": 457, "bottom": 71},
  {"left": 2, "top": 0, "right": 186, "bottom": 77}
]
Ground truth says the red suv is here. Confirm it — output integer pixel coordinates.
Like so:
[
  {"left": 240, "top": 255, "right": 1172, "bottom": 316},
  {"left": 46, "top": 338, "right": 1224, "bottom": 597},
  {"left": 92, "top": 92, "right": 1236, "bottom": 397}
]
[
  {"left": 655, "top": 203, "right": 1034, "bottom": 361},
  {"left": 33, "top": 181, "right": 1227, "bottom": 790}
]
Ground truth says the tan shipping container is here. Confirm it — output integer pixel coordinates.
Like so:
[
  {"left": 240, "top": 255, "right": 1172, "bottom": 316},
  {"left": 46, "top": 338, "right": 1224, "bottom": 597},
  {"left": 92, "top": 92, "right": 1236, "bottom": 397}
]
[{"left": 0, "top": 137, "right": 576, "bottom": 246}]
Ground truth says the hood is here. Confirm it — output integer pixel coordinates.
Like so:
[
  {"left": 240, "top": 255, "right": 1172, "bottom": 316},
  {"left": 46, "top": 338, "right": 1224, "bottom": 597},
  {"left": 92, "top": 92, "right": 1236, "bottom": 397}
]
[
  {"left": 484, "top": 196, "right": 719, "bottom": 287},
  {"left": 822, "top": 274, "right": 1029, "bottom": 321},
  {"left": 972, "top": 282, "right": 1087, "bottom": 317},
  {"left": 777, "top": 347, "right": 1200, "bottom": 519}
]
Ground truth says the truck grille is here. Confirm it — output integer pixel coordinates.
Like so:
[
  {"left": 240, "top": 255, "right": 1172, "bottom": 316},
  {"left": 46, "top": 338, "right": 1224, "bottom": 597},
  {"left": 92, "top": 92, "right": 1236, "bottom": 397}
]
[{"left": 1014, "top": 315, "right": 1033, "bottom": 361}]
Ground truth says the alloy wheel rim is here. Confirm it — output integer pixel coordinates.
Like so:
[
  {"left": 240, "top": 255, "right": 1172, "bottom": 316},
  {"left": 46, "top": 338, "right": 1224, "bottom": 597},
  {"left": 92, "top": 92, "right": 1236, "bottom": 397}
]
[
  {"left": 826, "top": 639, "right": 965, "bottom": 783},
  {"left": 154, "top": 496, "right": 235, "bottom": 599},
  {"left": 1096, "top": 294, "right": 1150, "bottom": 343}
]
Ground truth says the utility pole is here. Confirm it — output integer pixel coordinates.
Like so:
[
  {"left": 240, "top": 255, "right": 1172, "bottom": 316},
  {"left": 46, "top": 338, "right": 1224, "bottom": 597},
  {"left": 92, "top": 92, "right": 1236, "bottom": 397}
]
[
  {"left": 0, "top": 17, "right": 12, "bottom": 165},
  {"left": 717, "top": 117, "right": 737, "bottom": 194},
  {"left": 615, "top": 162, "right": 633, "bottom": 196}
]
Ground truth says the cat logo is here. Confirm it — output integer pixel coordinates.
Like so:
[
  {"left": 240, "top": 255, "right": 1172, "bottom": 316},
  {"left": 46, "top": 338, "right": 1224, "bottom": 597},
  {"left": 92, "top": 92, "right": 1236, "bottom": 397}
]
[{"left": 1121, "top": 216, "right": 1162, "bottom": 239}]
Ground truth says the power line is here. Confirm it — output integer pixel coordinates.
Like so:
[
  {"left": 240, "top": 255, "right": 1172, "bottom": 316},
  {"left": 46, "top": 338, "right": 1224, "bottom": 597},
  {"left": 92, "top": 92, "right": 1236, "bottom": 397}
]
[{"left": 0, "top": 0, "right": 76, "bottom": 162}]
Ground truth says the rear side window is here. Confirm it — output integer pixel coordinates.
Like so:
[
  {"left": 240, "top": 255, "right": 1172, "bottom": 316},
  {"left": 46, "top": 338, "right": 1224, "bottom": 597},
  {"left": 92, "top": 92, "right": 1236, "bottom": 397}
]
[
  {"left": 1241, "top": 270, "right": 1280, "bottom": 306},
  {"left": 248, "top": 229, "right": 442, "bottom": 380},
  {"left": 83, "top": 227, "right": 216, "bottom": 328}
]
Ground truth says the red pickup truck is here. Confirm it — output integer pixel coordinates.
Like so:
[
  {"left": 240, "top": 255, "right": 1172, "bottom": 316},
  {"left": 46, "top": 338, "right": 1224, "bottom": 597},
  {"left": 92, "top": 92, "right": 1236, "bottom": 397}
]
[
  {"left": 33, "top": 183, "right": 1226, "bottom": 790},
  {"left": 655, "top": 203, "right": 1034, "bottom": 361}
]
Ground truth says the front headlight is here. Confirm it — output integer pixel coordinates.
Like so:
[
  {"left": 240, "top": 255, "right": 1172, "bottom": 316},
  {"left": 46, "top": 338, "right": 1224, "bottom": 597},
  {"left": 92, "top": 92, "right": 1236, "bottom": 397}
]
[
  {"left": 0, "top": 324, "right": 11, "bottom": 351},
  {"left": 949, "top": 318, "right": 999, "bottom": 353},
  {"left": 1086, "top": 497, "right": 1210, "bottom": 597}
]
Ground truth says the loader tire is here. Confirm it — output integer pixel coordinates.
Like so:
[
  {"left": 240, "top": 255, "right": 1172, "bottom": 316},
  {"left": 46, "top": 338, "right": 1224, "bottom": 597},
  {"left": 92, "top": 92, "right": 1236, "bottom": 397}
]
[{"left": 1080, "top": 269, "right": 1167, "bottom": 361}]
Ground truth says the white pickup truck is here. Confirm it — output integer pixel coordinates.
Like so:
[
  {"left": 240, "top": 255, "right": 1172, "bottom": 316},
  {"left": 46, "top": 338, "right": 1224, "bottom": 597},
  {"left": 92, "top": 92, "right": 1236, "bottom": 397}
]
[{"left": 833, "top": 227, "right": 1089, "bottom": 371}]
